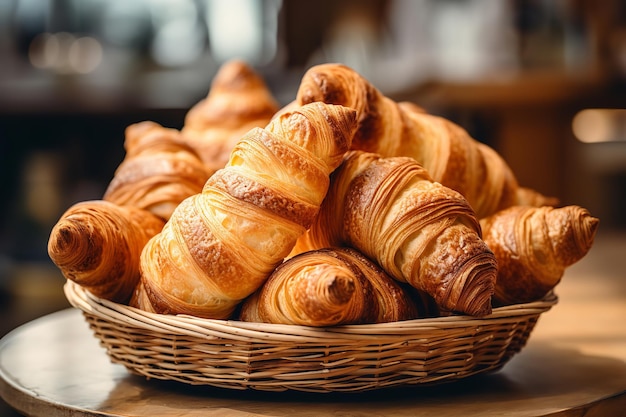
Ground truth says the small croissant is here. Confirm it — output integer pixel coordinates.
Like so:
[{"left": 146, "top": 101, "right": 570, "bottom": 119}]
[
  {"left": 133, "top": 102, "right": 357, "bottom": 319},
  {"left": 48, "top": 200, "right": 165, "bottom": 303},
  {"left": 103, "top": 121, "right": 212, "bottom": 221},
  {"left": 293, "top": 63, "right": 556, "bottom": 218},
  {"left": 293, "top": 150, "right": 498, "bottom": 317},
  {"left": 240, "top": 247, "right": 435, "bottom": 326},
  {"left": 181, "top": 59, "right": 280, "bottom": 172},
  {"left": 480, "top": 205, "right": 599, "bottom": 305}
]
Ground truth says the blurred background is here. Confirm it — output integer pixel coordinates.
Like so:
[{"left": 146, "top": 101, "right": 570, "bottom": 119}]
[{"left": 0, "top": 0, "right": 625, "bottom": 402}]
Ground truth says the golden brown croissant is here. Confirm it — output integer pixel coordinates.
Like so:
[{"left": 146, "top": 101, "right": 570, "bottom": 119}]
[
  {"left": 181, "top": 59, "right": 280, "bottom": 172},
  {"left": 480, "top": 205, "right": 599, "bottom": 305},
  {"left": 293, "top": 63, "right": 556, "bottom": 218},
  {"left": 103, "top": 121, "right": 212, "bottom": 221},
  {"left": 132, "top": 102, "right": 357, "bottom": 319},
  {"left": 240, "top": 247, "right": 437, "bottom": 326},
  {"left": 48, "top": 200, "right": 165, "bottom": 304},
  {"left": 293, "top": 150, "right": 498, "bottom": 317}
]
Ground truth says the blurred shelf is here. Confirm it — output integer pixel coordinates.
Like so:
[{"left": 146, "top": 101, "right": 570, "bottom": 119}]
[
  {"left": 0, "top": 58, "right": 300, "bottom": 116},
  {"left": 393, "top": 69, "right": 619, "bottom": 111}
]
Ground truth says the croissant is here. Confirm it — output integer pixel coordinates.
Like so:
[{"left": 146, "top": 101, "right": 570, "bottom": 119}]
[
  {"left": 240, "top": 247, "right": 436, "bottom": 326},
  {"left": 293, "top": 63, "right": 556, "bottom": 218},
  {"left": 103, "top": 121, "right": 212, "bottom": 221},
  {"left": 480, "top": 205, "right": 599, "bottom": 305},
  {"left": 181, "top": 59, "right": 280, "bottom": 172},
  {"left": 133, "top": 102, "right": 357, "bottom": 319},
  {"left": 48, "top": 200, "right": 165, "bottom": 304},
  {"left": 293, "top": 150, "right": 498, "bottom": 317}
]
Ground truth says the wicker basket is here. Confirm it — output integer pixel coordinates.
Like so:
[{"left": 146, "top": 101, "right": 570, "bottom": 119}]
[{"left": 64, "top": 280, "right": 557, "bottom": 393}]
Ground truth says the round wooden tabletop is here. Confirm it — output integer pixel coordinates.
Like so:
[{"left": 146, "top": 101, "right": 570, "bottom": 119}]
[{"left": 0, "top": 307, "right": 624, "bottom": 417}]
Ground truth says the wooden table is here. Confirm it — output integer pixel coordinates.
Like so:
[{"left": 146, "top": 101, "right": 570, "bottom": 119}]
[{"left": 1, "top": 231, "right": 625, "bottom": 417}]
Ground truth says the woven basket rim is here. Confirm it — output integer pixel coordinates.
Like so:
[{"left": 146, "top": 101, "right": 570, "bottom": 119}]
[
  {"left": 64, "top": 280, "right": 558, "bottom": 391},
  {"left": 64, "top": 280, "right": 558, "bottom": 341}
]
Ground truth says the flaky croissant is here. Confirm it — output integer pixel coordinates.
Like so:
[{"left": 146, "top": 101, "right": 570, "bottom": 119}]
[
  {"left": 132, "top": 102, "right": 357, "bottom": 319},
  {"left": 181, "top": 59, "right": 280, "bottom": 172},
  {"left": 480, "top": 205, "right": 599, "bottom": 305},
  {"left": 240, "top": 247, "right": 436, "bottom": 326},
  {"left": 292, "top": 63, "right": 556, "bottom": 218},
  {"left": 103, "top": 121, "right": 212, "bottom": 221},
  {"left": 292, "top": 150, "right": 497, "bottom": 317},
  {"left": 48, "top": 200, "right": 165, "bottom": 304}
]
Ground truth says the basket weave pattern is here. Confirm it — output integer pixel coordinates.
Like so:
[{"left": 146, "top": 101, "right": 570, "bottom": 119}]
[{"left": 64, "top": 281, "right": 557, "bottom": 392}]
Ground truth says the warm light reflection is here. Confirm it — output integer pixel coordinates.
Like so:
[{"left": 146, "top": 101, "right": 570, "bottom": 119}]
[
  {"left": 69, "top": 36, "right": 103, "bottom": 74},
  {"left": 147, "top": 0, "right": 205, "bottom": 67},
  {"left": 28, "top": 32, "right": 103, "bottom": 74},
  {"left": 206, "top": 0, "right": 262, "bottom": 63},
  {"left": 28, "top": 32, "right": 55, "bottom": 69},
  {"left": 573, "top": 109, "right": 626, "bottom": 143},
  {"left": 205, "top": 0, "right": 281, "bottom": 65}
]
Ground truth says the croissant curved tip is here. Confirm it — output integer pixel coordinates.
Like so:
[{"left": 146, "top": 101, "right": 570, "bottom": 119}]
[
  {"left": 125, "top": 120, "right": 162, "bottom": 140},
  {"left": 272, "top": 102, "right": 357, "bottom": 167},
  {"left": 453, "top": 256, "right": 497, "bottom": 317},
  {"left": 211, "top": 59, "right": 267, "bottom": 93},
  {"left": 573, "top": 208, "right": 600, "bottom": 260},
  {"left": 48, "top": 223, "right": 71, "bottom": 255},
  {"left": 48, "top": 218, "right": 101, "bottom": 273},
  {"left": 326, "top": 274, "right": 356, "bottom": 306},
  {"left": 297, "top": 63, "right": 360, "bottom": 107},
  {"left": 583, "top": 211, "right": 600, "bottom": 238}
]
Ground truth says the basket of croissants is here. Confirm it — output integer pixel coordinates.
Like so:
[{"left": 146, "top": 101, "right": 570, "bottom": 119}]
[{"left": 50, "top": 60, "right": 598, "bottom": 393}]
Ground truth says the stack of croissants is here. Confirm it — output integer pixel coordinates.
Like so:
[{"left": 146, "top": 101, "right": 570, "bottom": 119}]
[{"left": 48, "top": 60, "right": 599, "bottom": 327}]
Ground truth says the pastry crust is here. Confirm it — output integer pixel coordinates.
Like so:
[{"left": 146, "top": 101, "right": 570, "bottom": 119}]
[
  {"left": 133, "top": 102, "right": 357, "bottom": 319},
  {"left": 48, "top": 200, "right": 165, "bottom": 303},
  {"left": 293, "top": 150, "right": 497, "bottom": 317},
  {"left": 240, "top": 247, "right": 435, "bottom": 326},
  {"left": 293, "top": 63, "right": 557, "bottom": 218},
  {"left": 181, "top": 59, "right": 280, "bottom": 171},
  {"left": 104, "top": 121, "right": 211, "bottom": 221},
  {"left": 481, "top": 205, "right": 599, "bottom": 305}
]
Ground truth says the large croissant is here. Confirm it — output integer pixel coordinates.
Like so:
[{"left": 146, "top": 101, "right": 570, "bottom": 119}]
[
  {"left": 103, "top": 121, "right": 212, "bottom": 221},
  {"left": 48, "top": 200, "right": 165, "bottom": 303},
  {"left": 240, "top": 247, "right": 436, "bottom": 326},
  {"left": 132, "top": 102, "right": 357, "bottom": 319},
  {"left": 480, "top": 205, "right": 599, "bottom": 305},
  {"left": 293, "top": 150, "right": 498, "bottom": 317},
  {"left": 292, "top": 63, "right": 556, "bottom": 218},
  {"left": 181, "top": 59, "right": 280, "bottom": 172}
]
